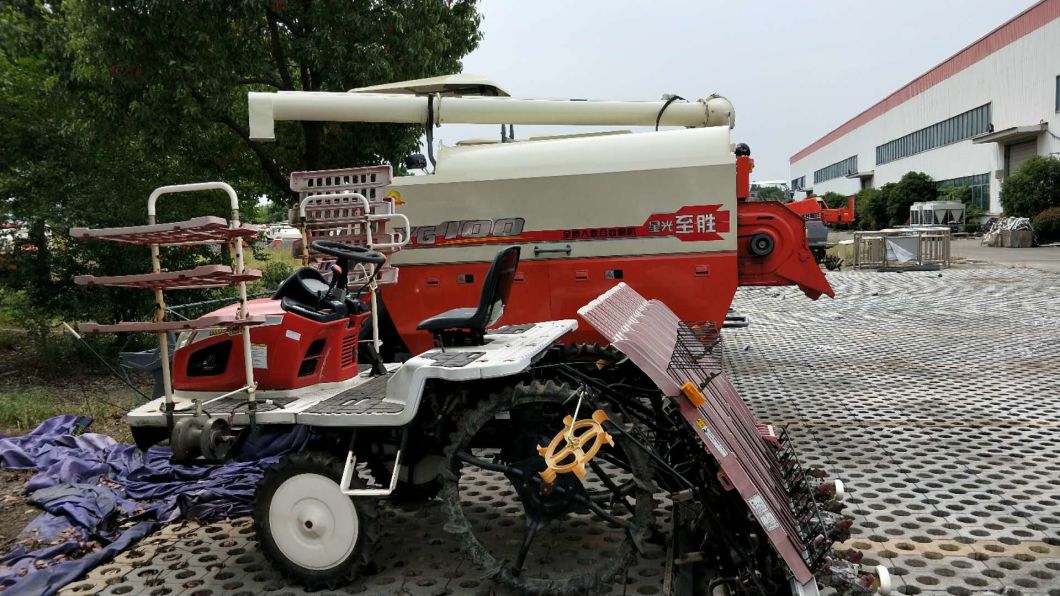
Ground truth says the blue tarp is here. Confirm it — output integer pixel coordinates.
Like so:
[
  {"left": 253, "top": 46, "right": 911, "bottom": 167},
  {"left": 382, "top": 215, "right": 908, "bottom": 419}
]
[{"left": 0, "top": 415, "right": 307, "bottom": 595}]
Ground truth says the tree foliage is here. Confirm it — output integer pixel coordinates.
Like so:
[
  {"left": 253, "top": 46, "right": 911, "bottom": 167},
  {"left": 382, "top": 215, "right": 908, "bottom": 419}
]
[
  {"left": 854, "top": 185, "right": 892, "bottom": 230},
  {"left": 1032, "top": 207, "right": 1060, "bottom": 243},
  {"left": 819, "top": 192, "right": 848, "bottom": 210},
  {"left": 1, "top": 1, "right": 482, "bottom": 335},
  {"left": 1000, "top": 156, "right": 1060, "bottom": 217},
  {"left": 754, "top": 186, "right": 787, "bottom": 201},
  {"left": 887, "top": 171, "right": 937, "bottom": 226},
  {"left": 69, "top": 0, "right": 482, "bottom": 201}
]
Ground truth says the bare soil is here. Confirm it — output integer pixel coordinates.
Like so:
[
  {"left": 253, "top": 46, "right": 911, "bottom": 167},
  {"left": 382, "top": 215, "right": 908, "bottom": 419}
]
[{"left": 0, "top": 470, "right": 37, "bottom": 554}]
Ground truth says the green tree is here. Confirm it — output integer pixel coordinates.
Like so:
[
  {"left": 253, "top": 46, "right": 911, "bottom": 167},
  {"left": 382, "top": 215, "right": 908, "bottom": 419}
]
[
  {"left": 1000, "top": 156, "right": 1060, "bottom": 217},
  {"left": 251, "top": 199, "right": 291, "bottom": 224},
  {"left": 888, "top": 171, "right": 937, "bottom": 226},
  {"left": 754, "top": 186, "right": 787, "bottom": 201},
  {"left": 1, "top": 1, "right": 483, "bottom": 341},
  {"left": 68, "top": 0, "right": 483, "bottom": 203},
  {"left": 820, "top": 192, "right": 849, "bottom": 210},
  {"left": 854, "top": 185, "right": 891, "bottom": 230}
]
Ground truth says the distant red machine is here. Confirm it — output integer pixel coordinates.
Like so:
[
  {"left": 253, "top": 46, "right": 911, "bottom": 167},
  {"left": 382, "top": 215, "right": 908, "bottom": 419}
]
[
  {"left": 784, "top": 195, "right": 855, "bottom": 269},
  {"left": 785, "top": 195, "right": 856, "bottom": 226}
]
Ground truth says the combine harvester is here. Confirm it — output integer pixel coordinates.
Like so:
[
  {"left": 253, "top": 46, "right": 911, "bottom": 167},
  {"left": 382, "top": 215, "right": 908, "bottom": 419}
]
[
  {"left": 73, "top": 76, "right": 887, "bottom": 595},
  {"left": 248, "top": 75, "right": 834, "bottom": 355}
]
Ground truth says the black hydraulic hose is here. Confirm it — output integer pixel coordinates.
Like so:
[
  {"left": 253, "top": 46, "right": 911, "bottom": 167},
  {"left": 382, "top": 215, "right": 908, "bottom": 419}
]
[
  {"left": 60, "top": 322, "right": 152, "bottom": 402},
  {"left": 426, "top": 94, "right": 437, "bottom": 168},
  {"left": 655, "top": 94, "right": 685, "bottom": 131}
]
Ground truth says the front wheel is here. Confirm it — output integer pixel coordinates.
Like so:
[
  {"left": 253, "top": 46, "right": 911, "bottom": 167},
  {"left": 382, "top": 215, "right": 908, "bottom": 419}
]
[{"left": 253, "top": 451, "right": 377, "bottom": 590}]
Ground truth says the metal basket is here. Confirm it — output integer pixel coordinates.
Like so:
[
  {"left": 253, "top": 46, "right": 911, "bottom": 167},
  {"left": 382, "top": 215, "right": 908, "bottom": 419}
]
[
  {"left": 665, "top": 321, "right": 723, "bottom": 387},
  {"left": 776, "top": 426, "right": 837, "bottom": 571}
]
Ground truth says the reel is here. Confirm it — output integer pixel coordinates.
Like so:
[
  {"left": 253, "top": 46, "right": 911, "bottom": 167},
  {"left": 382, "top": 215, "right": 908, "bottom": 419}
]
[{"left": 536, "top": 409, "right": 614, "bottom": 483}]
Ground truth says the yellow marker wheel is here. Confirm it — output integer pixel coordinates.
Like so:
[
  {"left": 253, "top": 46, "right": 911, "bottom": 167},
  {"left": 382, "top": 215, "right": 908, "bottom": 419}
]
[{"left": 537, "top": 409, "right": 615, "bottom": 483}]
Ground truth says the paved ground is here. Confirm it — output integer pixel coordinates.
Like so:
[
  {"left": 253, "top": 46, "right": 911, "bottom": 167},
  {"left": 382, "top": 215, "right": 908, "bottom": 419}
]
[
  {"left": 951, "top": 239, "right": 1060, "bottom": 274},
  {"left": 61, "top": 266, "right": 1060, "bottom": 596}
]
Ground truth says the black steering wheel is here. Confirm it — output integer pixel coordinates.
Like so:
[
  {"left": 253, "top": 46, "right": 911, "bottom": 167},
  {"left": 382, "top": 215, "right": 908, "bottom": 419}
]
[{"left": 310, "top": 240, "right": 386, "bottom": 266}]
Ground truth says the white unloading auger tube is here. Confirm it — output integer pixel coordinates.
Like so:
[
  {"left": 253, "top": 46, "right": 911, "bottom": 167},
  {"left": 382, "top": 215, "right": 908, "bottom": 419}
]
[{"left": 248, "top": 91, "right": 735, "bottom": 140}]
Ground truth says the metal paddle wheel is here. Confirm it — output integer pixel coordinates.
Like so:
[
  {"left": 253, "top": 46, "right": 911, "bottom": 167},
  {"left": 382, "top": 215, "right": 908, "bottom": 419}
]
[{"left": 440, "top": 380, "right": 656, "bottom": 594}]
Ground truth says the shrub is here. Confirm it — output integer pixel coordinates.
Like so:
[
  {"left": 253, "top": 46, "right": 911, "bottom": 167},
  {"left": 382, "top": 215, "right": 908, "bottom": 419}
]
[
  {"left": 754, "top": 186, "right": 788, "bottom": 201},
  {"left": 820, "top": 192, "right": 849, "bottom": 210},
  {"left": 261, "top": 260, "right": 294, "bottom": 290},
  {"left": 855, "top": 186, "right": 891, "bottom": 230},
  {"left": 888, "top": 172, "right": 937, "bottom": 226},
  {"left": 1033, "top": 207, "right": 1060, "bottom": 244},
  {"left": 1000, "top": 156, "right": 1060, "bottom": 217}
]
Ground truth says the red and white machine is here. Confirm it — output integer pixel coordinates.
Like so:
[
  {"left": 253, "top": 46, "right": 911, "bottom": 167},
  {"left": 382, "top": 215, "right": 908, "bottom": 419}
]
[
  {"left": 70, "top": 76, "right": 891, "bottom": 596},
  {"left": 249, "top": 75, "right": 833, "bottom": 354}
]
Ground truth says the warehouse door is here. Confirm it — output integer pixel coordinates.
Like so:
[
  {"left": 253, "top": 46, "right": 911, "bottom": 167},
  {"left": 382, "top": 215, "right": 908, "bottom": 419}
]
[{"left": 1005, "top": 140, "right": 1038, "bottom": 177}]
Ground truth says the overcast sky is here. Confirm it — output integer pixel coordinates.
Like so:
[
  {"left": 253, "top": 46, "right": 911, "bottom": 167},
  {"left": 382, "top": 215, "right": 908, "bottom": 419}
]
[{"left": 433, "top": 0, "right": 1037, "bottom": 182}]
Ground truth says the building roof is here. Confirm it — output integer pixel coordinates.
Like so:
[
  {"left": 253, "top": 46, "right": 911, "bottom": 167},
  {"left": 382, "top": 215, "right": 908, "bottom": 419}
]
[{"left": 790, "top": 0, "right": 1060, "bottom": 164}]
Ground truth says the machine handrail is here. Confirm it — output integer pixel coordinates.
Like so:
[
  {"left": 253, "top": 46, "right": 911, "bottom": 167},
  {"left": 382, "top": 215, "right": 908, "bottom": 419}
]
[
  {"left": 148, "top": 182, "right": 240, "bottom": 221},
  {"left": 368, "top": 212, "right": 411, "bottom": 250}
]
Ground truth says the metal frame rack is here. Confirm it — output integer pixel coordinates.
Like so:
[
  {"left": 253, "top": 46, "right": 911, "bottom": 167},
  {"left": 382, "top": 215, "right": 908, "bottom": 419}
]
[
  {"left": 578, "top": 283, "right": 874, "bottom": 591},
  {"left": 852, "top": 227, "right": 951, "bottom": 270},
  {"left": 288, "top": 166, "right": 410, "bottom": 350},
  {"left": 71, "top": 182, "right": 263, "bottom": 429}
]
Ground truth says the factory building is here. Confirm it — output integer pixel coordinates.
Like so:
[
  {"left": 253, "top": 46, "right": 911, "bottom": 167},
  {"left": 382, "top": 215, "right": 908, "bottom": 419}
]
[{"left": 789, "top": 0, "right": 1060, "bottom": 215}]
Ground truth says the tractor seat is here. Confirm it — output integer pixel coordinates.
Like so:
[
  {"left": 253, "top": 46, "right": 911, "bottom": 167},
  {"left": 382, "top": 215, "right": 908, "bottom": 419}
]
[
  {"left": 273, "top": 266, "right": 348, "bottom": 323},
  {"left": 416, "top": 246, "right": 520, "bottom": 345}
]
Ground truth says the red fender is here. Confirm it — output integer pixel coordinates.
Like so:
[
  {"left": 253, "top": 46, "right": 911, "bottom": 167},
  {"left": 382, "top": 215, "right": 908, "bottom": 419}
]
[{"left": 736, "top": 201, "right": 834, "bottom": 300}]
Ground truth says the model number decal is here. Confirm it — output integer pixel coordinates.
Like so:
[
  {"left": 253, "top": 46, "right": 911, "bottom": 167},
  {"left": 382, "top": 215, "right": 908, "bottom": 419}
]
[
  {"left": 404, "top": 205, "right": 730, "bottom": 249},
  {"left": 409, "top": 218, "right": 525, "bottom": 246}
]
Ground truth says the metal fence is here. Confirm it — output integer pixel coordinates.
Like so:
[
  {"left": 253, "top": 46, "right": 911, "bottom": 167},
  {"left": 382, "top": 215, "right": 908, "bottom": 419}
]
[{"left": 852, "top": 227, "right": 951, "bottom": 269}]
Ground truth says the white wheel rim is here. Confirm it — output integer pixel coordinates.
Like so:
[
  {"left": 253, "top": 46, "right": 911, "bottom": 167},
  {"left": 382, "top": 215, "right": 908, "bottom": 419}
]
[
  {"left": 833, "top": 479, "right": 845, "bottom": 501},
  {"left": 269, "top": 473, "right": 359, "bottom": 570},
  {"left": 875, "top": 565, "right": 892, "bottom": 594}
]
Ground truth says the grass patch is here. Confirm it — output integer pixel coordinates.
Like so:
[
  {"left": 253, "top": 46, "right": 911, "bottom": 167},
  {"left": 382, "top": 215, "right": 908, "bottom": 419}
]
[
  {"left": 0, "top": 388, "right": 70, "bottom": 432},
  {"left": 246, "top": 244, "right": 301, "bottom": 271},
  {"left": 0, "top": 385, "right": 141, "bottom": 442}
]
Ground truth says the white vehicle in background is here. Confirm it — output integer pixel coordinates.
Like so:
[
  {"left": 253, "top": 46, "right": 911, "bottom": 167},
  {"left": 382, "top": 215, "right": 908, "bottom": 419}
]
[
  {"left": 750, "top": 179, "right": 792, "bottom": 201},
  {"left": 263, "top": 223, "right": 301, "bottom": 246}
]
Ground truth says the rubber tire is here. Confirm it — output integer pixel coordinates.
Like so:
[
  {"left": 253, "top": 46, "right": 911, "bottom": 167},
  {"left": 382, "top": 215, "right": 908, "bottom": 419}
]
[
  {"left": 749, "top": 233, "right": 775, "bottom": 257},
  {"left": 253, "top": 451, "right": 377, "bottom": 590}
]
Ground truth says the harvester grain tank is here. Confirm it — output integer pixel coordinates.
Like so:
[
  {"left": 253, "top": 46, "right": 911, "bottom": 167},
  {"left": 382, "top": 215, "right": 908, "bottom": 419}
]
[{"left": 248, "top": 75, "right": 833, "bottom": 353}]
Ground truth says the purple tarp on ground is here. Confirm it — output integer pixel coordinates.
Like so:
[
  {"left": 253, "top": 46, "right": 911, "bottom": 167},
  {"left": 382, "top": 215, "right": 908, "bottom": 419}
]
[{"left": 0, "top": 415, "right": 307, "bottom": 595}]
